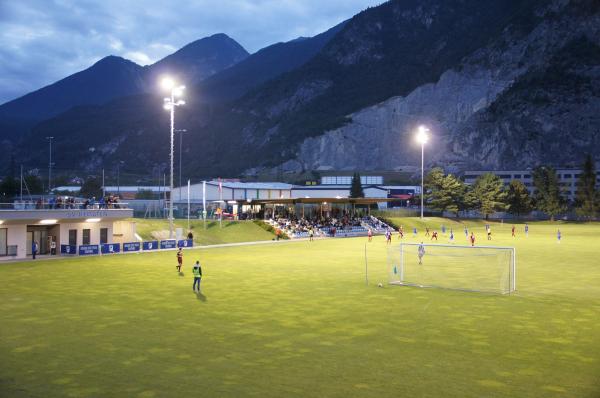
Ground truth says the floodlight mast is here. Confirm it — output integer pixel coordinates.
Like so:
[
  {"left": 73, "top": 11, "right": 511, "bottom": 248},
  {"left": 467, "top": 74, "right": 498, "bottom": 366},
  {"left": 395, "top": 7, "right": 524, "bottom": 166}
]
[
  {"left": 162, "top": 77, "right": 186, "bottom": 239},
  {"left": 416, "top": 125, "right": 429, "bottom": 220}
]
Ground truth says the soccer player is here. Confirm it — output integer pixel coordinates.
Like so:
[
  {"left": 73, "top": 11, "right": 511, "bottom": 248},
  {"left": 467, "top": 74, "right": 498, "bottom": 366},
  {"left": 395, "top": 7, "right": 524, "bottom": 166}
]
[
  {"left": 511, "top": 225, "right": 516, "bottom": 237},
  {"left": 525, "top": 223, "right": 529, "bottom": 237},
  {"left": 557, "top": 229, "right": 561, "bottom": 243},
  {"left": 425, "top": 227, "right": 430, "bottom": 237},
  {"left": 441, "top": 224, "right": 446, "bottom": 234},
  {"left": 418, "top": 242, "right": 425, "bottom": 264},
  {"left": 487, "top": 226, "right": 492, "bottom": 241},
  {"left": 309, "top": 228, "right": 314, "bottom": 241},
  {"left": 431, "top": 231, "right": 438, "bottom": 241},
  {"left": 192, "top": 261, "right": 202, "bottom": 292},
  {"left": 176, "top": 248, "right": 183, "bottom": 273},
  {"left": 398, "top": 226, "right": 404, "bottom": 239},
  {"left": 464, "top": 226, "right": 468, "bottom": 237},
  {"left": 413, "top": 227, "right": 417, "bottom": 237},
  {"left": 367, "top": 228, "right": 373, "bottom": 242},
  {"left": 449, "top": 229, "right": 454, "bottom": 242},
  {"left": 385, "top": 229, "right": 392, "bottom": 245},
  {"left": 470, "top": 232, "right": 475, "bottom": 247}
]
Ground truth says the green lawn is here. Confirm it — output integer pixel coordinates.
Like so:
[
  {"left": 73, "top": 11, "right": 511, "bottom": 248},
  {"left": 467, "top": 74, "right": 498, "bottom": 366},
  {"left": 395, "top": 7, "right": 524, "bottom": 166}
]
[
  {"left": 0, "top": 219, "right": 599, "bottom": 397},
  {"left": 133, "top": 218, "right": 275, "bottom": 245}
]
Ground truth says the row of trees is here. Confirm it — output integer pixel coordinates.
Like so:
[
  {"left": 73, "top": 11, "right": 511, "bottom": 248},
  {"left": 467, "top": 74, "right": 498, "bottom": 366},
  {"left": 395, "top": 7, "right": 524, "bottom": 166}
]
[{"left": 424, "top": 156, "right": 598, "bottom": 220}]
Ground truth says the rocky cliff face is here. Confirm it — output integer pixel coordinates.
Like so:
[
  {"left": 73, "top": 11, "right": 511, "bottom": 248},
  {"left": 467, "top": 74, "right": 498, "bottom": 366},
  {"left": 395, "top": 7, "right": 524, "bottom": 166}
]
[{"left": 277, "top": 0, "right": 600, "bottom": 175}]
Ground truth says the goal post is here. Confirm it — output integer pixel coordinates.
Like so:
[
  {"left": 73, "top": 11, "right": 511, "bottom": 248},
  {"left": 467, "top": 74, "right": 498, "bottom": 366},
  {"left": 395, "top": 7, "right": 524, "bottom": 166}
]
[{"left": 388, "top": 242, "right": 516, "bottom": 294}]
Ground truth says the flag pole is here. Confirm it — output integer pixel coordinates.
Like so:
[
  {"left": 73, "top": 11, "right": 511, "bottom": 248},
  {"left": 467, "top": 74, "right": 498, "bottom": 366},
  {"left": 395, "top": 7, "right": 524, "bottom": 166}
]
[{"left": 202, "top": 180, "right": 206, "bottom": 230}]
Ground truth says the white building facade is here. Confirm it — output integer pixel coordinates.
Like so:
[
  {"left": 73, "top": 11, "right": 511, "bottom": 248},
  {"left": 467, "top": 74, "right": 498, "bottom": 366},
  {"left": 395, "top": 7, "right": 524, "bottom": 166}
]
[{"left": 0, "top": 207, "right": 134, "bottom": 260}]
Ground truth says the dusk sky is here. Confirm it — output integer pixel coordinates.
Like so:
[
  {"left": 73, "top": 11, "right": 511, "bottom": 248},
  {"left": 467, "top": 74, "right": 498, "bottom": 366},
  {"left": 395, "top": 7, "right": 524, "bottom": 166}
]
[{"left": 0, "top": 0, "right": 384, "bottom": 105}]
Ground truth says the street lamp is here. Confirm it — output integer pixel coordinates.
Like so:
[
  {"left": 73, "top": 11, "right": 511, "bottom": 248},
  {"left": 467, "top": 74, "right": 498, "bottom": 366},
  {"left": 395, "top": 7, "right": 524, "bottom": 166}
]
[
  {"left": 174, "top": 129, "right": 187, "bottom": 201},
  {"left": 416, "top": 125, "right": 429, "bottom": 220},
  {"left": 162, "top": 77, "right": 186, "bottom": 239}
]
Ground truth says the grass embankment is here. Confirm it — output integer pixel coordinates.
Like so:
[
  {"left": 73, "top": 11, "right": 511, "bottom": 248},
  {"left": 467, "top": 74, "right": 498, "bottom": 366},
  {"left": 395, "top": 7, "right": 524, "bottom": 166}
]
[
  {"left": 132, "top": 218, "right": 275, "bottom": 245},
  {"left": 0, "top": 218, "right": 599, "bottom": 397}
]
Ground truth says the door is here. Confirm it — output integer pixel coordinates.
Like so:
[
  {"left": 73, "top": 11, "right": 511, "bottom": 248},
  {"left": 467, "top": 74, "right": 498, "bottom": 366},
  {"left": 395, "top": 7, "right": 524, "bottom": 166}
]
[{"left": 26, "top": 232, "right": 33, "bottom": 255}]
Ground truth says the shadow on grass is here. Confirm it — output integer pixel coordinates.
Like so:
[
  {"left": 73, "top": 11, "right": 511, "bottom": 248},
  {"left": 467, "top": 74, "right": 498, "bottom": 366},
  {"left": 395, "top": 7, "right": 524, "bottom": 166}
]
[
  {"left": 179, "top": 272, "right": 185, "bottom": 277},
  {"left": 196, "top": 292, "right": 207, "bottom": 302}
]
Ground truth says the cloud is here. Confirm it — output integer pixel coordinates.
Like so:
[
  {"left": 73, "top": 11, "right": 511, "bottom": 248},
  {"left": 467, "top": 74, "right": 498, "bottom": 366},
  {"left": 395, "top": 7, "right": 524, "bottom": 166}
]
[{"left": 0, "top": 0, "right": 384, "bottom": 104}]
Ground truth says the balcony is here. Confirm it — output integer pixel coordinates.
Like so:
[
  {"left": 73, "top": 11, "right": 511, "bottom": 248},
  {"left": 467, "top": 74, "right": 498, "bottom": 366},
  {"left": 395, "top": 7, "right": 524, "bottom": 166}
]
[{"left": 0, "top": 202, "right": 133, "bottom": 224}]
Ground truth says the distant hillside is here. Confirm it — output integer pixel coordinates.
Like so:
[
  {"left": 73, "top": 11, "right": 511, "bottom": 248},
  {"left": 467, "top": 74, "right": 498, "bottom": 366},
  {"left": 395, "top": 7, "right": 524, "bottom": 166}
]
[
  {"left": 0, "top": 33, "right": 248, "bottom": 144},
  {"left": 6, "top": 0, "right": 600, "bottom": 180}
]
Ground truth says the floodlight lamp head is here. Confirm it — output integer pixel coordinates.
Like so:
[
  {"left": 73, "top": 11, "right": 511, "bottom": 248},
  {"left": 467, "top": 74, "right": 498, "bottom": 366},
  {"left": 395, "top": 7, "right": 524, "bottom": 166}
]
[
  {"left": 161, "top": 77, "right": 175, "bottom": 91},
  {"left": 163, "top": 103, "right": 173, "bottom": 111},
  {"left": 176, "top": 100, "right": 186, "bottom": 106},
  {"left": 416, "top": 125, "right": 429, "bottom": 144}
]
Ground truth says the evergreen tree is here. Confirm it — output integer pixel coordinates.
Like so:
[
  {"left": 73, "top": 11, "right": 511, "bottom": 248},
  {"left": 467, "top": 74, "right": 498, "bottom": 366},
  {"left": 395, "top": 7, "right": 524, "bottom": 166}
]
[
  {"left": 506, "top": 180, "right": 533, "bottom": 216},
  {"left": 471, "top": 173, "right": 508, "bottom": 219},
  {"left": 23, "top": 175, "right": 44, "bottom": 194},
  {"left": 349, "top": 173, "right": 364, "bottom": 198},
  {"left": 533, "top": 166, "right": 566, "bottom": 221},
  {"left": 575, "top": 154, "right": 598, "bottom": 219},
  {"left": 80, "top": 177, "right": 103, "bottom": 199},
  {"left": 0, "top": 176, "right": 19, "bottom": 200},
  {"left": 424, "top": 168, "right": 467, "bottom": 216}
]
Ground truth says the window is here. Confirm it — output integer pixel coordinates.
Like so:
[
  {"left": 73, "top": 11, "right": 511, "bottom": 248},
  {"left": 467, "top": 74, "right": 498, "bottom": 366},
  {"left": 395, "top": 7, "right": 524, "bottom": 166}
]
[
  {"left": 563, "top": 174, "right": 572, "bottom": 178},
  {"left": 100, "top": 228, "right": 108, "bottom": 244},
  {"left": 69, "top": 229, "right": 77, "bottom": 246},
  {"left": 513, "top": 174, "right": 521, "bottom": 179},
  {"left": 0, "top": 228, "right": 7, "bottom": 256},
  {"left": 499, "top": 174, "right": 511, "bottom": 179},
  {"left": 524, "top": 175, "right": 531, "bottom": 179},
  {"left": 82, "top": 229, "right": 91, "bottom": 245}
]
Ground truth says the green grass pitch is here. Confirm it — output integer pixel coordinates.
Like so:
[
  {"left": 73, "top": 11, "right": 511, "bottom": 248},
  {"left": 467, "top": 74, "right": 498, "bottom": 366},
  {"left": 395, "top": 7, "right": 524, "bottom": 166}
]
[{"left": 0, "top": 218, "right": 599, "bottom": 397}]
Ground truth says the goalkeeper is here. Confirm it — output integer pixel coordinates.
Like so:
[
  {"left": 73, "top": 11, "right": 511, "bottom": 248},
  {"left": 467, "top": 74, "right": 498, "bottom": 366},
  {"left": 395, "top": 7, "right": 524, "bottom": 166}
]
[{"left": 418, "top": 243, "right": 426, "bottom": 264}]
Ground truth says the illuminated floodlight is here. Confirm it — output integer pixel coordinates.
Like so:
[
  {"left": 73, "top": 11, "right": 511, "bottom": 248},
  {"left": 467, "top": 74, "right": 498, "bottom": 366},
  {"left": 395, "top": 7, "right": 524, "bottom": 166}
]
[
  {"left": 161, "top": 77, "right": 175, "bottom": 90},
  {"left": 85, "top": 218, "right": 101, "bottom": 223},
  {"left": 416, "top": 125, "right": 429, "bottom": 144},
  {"left": 39, "top": 219, "right": 58, "bottom": 225}
]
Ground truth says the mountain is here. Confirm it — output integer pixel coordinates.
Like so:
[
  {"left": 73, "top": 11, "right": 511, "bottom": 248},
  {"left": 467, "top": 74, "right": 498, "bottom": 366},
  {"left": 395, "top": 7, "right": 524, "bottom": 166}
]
[
  {"left": 9, "top": 0, "right": 600, "bottom": 180},
  {"left": 198, "top": 22, "right": 346, "bottom": 102},
  {"left": 0, "top": 33, "right": 249, "bottom": 144},
  {"left": 0, "top": 56, "right": 145, "bottom": 140},
  {"left": 145, "top": 33, "right": 249, "bottom": 89}
]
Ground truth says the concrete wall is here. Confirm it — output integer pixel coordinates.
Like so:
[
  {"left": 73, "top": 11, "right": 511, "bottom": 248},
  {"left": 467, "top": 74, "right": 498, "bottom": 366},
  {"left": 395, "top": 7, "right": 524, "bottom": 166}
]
[{"left": 6, "top": 225, "right": 27, "bottom": 259}]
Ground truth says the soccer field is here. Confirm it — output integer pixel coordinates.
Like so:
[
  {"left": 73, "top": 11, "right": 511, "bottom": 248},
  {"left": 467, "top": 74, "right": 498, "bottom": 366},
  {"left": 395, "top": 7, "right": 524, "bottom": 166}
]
[{"left": 1, "top": 219, "right": 599, "bottom": 397}]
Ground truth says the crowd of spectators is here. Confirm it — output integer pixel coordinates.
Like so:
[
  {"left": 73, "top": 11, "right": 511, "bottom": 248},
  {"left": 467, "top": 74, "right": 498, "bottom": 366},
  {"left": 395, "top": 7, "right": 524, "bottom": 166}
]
[
  {"left": 268, "top": 214, "right": 392, "bottom": 238},
  {"left": 12, "top": 195, "right": 123, "bottom": 210}
]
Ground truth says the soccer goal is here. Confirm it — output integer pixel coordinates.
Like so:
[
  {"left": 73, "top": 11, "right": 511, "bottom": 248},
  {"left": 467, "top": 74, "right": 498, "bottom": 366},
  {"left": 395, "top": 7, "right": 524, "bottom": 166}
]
[{"left": 387, "top": 243, "right": 516, "bottom": 294}]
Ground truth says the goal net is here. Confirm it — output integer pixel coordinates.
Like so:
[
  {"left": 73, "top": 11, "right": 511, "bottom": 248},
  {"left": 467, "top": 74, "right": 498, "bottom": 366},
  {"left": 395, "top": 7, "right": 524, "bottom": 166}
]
[{"left": 388, "top": 243, "right": 516, "bottom": 294}]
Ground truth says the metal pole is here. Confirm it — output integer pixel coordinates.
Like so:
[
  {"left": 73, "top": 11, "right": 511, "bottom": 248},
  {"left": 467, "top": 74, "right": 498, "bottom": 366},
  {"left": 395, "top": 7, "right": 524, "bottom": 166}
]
[
  {"left": 20, "top": 165, "right": 23, "bottom": 201},
  {"left": 46, "top": 136, "right": 53, "bottom": 193},
  {"left": 187, "top": 179, "right": 190, "bottom": 231},
  {"left": 202, "top": 180, "right": 206, "bottom": 230},
  {"left": 117, "top": 164, "right": 120, "bottom": 195},
  {"left": 179, "top": 131, "right": 183, "bottom": 201},
  {"left": 420, "top": 142, "right": 424, "bottom": 219},
  {"left": 169, "top": 89, "right": 175, "bottom": 238},
  {"left": 102, "top": 169, "right": 105, "bottom": 198}
]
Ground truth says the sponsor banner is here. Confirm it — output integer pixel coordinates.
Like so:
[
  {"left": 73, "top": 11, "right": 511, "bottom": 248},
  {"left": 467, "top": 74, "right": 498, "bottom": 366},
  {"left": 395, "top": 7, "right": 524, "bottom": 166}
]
[
  {"left": 60, "top": 244, "right": 77, "bottom": 255},
  {"left": 160, "top": 239, "right": 177, "bottom": 250},
  {"left": 143, "top": 241, "right": 159, "bottom": 251},
  {"left": 101, "top": 243, "right": 121, "bottom": 254},
  {"left": 123, "top": 242, "right": 141, "bottom": 252},
  {"left": 177, "top": 239, "right": 193, "bottom": 248},
  {"left": 79, "top": 245, "right": 99, "bottom": 256}
]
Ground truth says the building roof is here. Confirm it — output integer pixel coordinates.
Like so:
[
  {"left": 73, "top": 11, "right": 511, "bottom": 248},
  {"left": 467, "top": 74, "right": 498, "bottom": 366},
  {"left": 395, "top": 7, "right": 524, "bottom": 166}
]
[
  {"left": 248, "top": 197, "right": 394, "bottom": 205},
  {"left": 103, "top": 186, "right": 170, "bottom": 192}
]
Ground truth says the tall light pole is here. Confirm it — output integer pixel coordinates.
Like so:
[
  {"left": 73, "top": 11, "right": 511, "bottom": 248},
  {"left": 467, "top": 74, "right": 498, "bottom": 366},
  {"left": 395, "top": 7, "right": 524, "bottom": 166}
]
[
  {"left": 162, "top": 77, "right": 186, "bottom": 239},
  {"left": 46, "top": 136, "right": 54, "bottom": 193},
  {"left": 416, "top": 125, "right": 429, "bottom": 220},
  {"left": 175, "top": 129, "right": 187, "bottom": 201}
]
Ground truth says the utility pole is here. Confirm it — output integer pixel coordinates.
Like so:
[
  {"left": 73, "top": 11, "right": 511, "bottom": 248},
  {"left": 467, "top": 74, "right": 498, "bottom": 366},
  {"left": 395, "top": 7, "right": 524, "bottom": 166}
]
[{"left": 46, "top": 137, "right": 54, "bottom": 193}]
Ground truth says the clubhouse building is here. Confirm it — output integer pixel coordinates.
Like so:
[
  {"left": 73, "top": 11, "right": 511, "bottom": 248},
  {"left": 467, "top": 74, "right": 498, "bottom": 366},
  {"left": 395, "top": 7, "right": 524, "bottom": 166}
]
[{"left": 0, "top": 205, "right": 134, "bottom": 260}]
